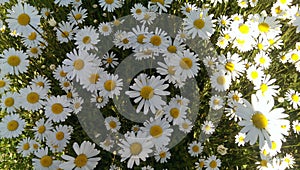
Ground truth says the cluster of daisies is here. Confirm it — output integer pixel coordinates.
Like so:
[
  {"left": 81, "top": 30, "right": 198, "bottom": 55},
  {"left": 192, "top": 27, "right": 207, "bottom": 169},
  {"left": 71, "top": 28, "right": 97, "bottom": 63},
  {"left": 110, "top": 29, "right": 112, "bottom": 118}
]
[{"left": 0, "top": 0, "right": 300, "bottom": 169}]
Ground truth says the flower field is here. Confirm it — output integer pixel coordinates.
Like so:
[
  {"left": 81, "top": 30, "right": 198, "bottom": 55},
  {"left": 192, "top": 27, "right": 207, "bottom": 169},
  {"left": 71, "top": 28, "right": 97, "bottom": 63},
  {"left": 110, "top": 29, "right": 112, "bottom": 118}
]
[{"left": 0, "top": 0, "right": 300, "bottom": 169}]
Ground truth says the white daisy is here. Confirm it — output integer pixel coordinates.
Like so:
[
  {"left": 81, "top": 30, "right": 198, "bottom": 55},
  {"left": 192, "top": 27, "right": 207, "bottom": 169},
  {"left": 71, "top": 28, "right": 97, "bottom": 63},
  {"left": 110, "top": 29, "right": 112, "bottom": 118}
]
[
  {"left": 201, "top": 120, "right": 215, "bottom": 135},
  {"left": 149, "top": 0, "right": 173, "bottom": 14},
  {"left": 246, "top": 65, "right": 264, "bottom": 85},
  {"left": 130, "top": 3, "right": 147, "bottom": 20},
  {"left": 157, "top": 57, "right": 184, "bottom": 87},
  {"left": 54, "top": 0, "right": 72, "bottom": 6},
  {"left": 210, "top": 70, "right": 231, "bottom": 92},
  {"left": 80, "top": 67, "right": 106, "bottom": 93},
  {"left": 21, "top": 28, "right": 43, "bottom": 48},
  {"left": 98, "top": 73, "right": 123, "bottom": 98},
  {"left": 292, "top": 120, "right": 300, "bottom": 134},
  {"left": 102, "top": 52, "right": 119, "bottom": 68},
  {"left": 204, "top": 155, "right": 221, "bottom": 170},
  {"left": 209, "top": 95, "right": 224, "bottom": 110},
  {"left": 179, "top": 119, "right": 193, "bottom": 134},
  {"left": 235, "top": 132, "right": 246, "bottom": 146},
  {"left": 32, "top": 147, "right": 60, "bottom": 169},
  {"left": 285, "top": 89, "right": 300, "bottom": 109},
  {"left": 98, "top": 22, "right": 113, "bottom": 36},
  {"left": 281, "top": 153, "right": 295, "bottom": 169},
  {"left": 164, "top": 102, "right": 187, "bottom": 125},
  {"left": 0, "top": 114, "right": 25, "bottom": 139},
  {"left": 91, "top": 92, "right": 109, "bottom": 109},
  {"left": 0, "top": 92, "right": 19, "bottom": 113},
  {"left": 99, "top": 0, "right": 122, "bottom": 12},
  {"left": 105, "top": 116, "right": 121, "bottom": 132},
  {"left": 254, "top": 51, "right": 271, "bottom": 69},
  {"left": 30, "top": 75, "right": 51, "bottom": 92},
  {"left": 125, "top": 74, "right": 170, "bottom": 114},
  {"left": 74, "top": 26, "right": 100, "bottom": 51},
  {"left": 145, "top": 27, "right": 169, "bottom": 55},
  {"left": 254, "top": 74, "right": 279, "bottom": 99},
  {"left": 154, "top": 146, "right": 171, "bottom": 163},
  {"left": 46, "top": 125, "right": 72, "bottom": 152},
  {"left": 68, "top": 7, "right": 87, "bottom": 24},
  {"left": 44, "top": 95, "right": 72, "bottom": 123},
  {"left": 55, "top": 21, "right": 78, "bottom": 43},
  {"left": 17, "top": 137, "right": 33, "bottom": 157},
  {"left": 32, "top": 118, "right": 53, "bottom": 142},
  {"left": 180, "top": 2, "right": 197, "bottom": 16},
  {"left": 188, "top": 141, "right": 203, "bottom": 157},
  {"left": 0, "top": 48, "right": 29, "bottom": 75},
  {"left": 19, "top": 85, "right": 47, "bottom": 112},
  {"left": 60, "top": 141, "right": 101, "bottom": 169}
]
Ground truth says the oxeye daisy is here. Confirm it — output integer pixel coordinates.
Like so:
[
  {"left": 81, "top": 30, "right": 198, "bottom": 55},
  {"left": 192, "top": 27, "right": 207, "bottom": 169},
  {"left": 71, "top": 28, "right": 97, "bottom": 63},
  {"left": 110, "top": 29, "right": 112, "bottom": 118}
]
[
  {"left": 91, "top": 92, "right": 109, "bottom": 109},
  {"left": 154, "top": 146, "right": 171, "bottom": 163},
  {"left": 59, "top": 78, "right": 73, "bottom": 91},
  {"left": 63, "top": 49, "right": 97, "bottom": 82},
  {"left": 227, "top": 90, "right": 243, "bottom": 104},
  {"left": 100, "top": 136, "right": 114, "bottom": 151},
  {"left": 30, "top": 75, "right": 51, "bottom": 92},
  {"left": 218, "top": 15, "right": 232, "bottom": 27},
  {"left": 210, "top": 71, "right": 231, "bottom": 92},
  {"left": 285, "top": 89, "right": 300, "bottom": 109},
  {"left": 47, "top": 125, "right": 72, "bottom": 152},
  {"left": 286, "top": 49, "right": 300, "bottom": 64},
  {"left": 261, "top": 138, "right": 282, "bottom": 157},
  {"left": 98, "top": 73, "right": 123, "bottom": 98},
  {"left": 195, "top": 157, "right": 206, "bottom": 170},
  {"left": 137, "top": 11, "right": 157, "bottom": 25},
  {"left": 74, "top": 26, "right": 99, "bottom": 51},
  {"left": 255, "top": 15, "right": 281, "bottom": 37},
  {"left": 113, "top": 30, "right": 134, "bottom": 50},
  {"left": 32, "top": 147, "right": 60, "bottom": 169},
  {"left": 235, "top": 132, "right": 246, "bottom": 146},
  {"left": 141, "top": 117, "right": 173, "bottom": 148},
  {"left": 21, "top": 28, "right": 43, "bottom": 48},
  {"left": 157, "top": 57, "right": 184, "bottom": 87},
  {"left": 32, "top": 118, "right": 53, "bottom": 142},
  {"left": 163, "top": 37, "right": 186, "bottom": 58},
  {"left": 183, "top": 8, "right": 215, "bottom": 39},
  {"left": 232, "top": 36, "right": 255, "bottom": 52},
  {"left": 125, "top": 74, "right": 170, "bottom": 114},
  {"left": 180, "top": 2, "right": 197, "bottom": 16},
  {"left": 254, "top": 51, "right": 271, "bottom": 69},
  {"left": 40, "top": 8, "right": 52, "bottom": 19},
  {"left": 209, "top": 95, "right": 224, "bottom": 110},
  {"left": 0, "top": 48, "right": 29, "bottom": 75},
  {"left": 44, "top": 95, "right": 72, "bottom": 123},
  {"left": 105, "top": 116, "right": 121, "bottom": 132},
  {"left": 204, "top": 155, "right": 221, "bottom": 170},
  {"left": 145, "top": 27, "right": 169, "bottom": 55},
  {"left": 246, "top": 65, "right": 264, "bottom": 85},
  {"left": 99, "top": 0, "right": 122, "bottom": 12},
  {"left": 118, "top": 131, "right": 154, "bottom": 169},
  {"left": 188, "top": 141, "right": 203, "bottom": 157},
  {"left": 255, "top": 153, "right": 272, "bottom": 170},
  {"left": 98, "top": 22, "right": 113, "bottom": 36},
  {"left": 225, "top": 102, "right": 242, "bottom": 122},
  {"left": 68, "top": 7, "right": 87, "bottom": 24},
  {"left": 102, "top": 52, "right": 119, "bottom": 68},
  {"left": 26, "top": 45, "right": 42, "bottom": 58},
  {"left": 0, "top": 114, "right": 25, "bottom": 139},
  {"left": 0, "top": 92, "right": 19, "bottom": 113},
  {"left": 236, "top": 94, "right": 289, "bottom": 149},
  {"left": 128, "top": 24, "right": 151, "bottom": 51},
  {"left": 201, "top": 120, "right": 215, "bottom": 135},
  {"left": 254, "top": 74, "right": 279, "bottom": 99},
  {"left": 179, "top": 119, "right": 193, "bottom": 134},
  {"left": 149, "top": 0, "right": 173, "bottom": 14},
  {"left": 164, "top": 102, "right": 187, "bottom": 125},
  {"left": 55, "top": 21, "right": 78, "bottom": 43},
  {"left": 6, "top": 2, "right": 41, "bottom": 34},
  {"left": 17, "top": 137, "right": 33, "bottom": 157},
  {"left": 81, "top": 67, "right": 106, "bottom": 93},
  {"left": 130, "top": 3, "right": 147, "bottom": 19},
  {"left": 172, "top": 49, "right": 200, "bottom": 80},
  {"left": 19, "top": 85, "right": 47, "bottom": 112},
  {"left": 237, "top": 0, "right": 248, "bottom": 8},
  {"left": 292, "top": 120, "right": 300, "bottom": 134},
  {"left": 281, "top": 153, "right": 295, "bottom": 169},
  {"left": 60, "top": 141, "right": 101, "bottom": 169},
  {"left": 71, "top": 97, "right": 84, "bottom": 114},
  {"left": 53, "top": 65, "right": 68, "bottom": 81}
]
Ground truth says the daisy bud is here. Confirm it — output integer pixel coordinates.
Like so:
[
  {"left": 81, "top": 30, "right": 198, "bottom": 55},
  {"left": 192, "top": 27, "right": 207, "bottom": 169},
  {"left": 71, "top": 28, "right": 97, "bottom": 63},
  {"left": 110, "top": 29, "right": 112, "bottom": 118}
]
[
  {"left": 92, "top": 4, "right": 98, "bottom": 8},
  {"left": 48, "top": 18, "right": 56, "bottom": 27}
]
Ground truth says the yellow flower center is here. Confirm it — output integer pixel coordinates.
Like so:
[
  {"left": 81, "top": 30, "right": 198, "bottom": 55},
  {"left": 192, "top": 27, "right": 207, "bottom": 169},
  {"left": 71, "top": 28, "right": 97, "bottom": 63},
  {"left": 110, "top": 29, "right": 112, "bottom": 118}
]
[
  {"left": 225, "top": 62, "right": 235, "bottom": 72},
  {"left": 209, "top": 160, "right": 217, "bottom": 168},
  {"left": 73, "top": 59, "right": 84, "bottom": 70},
  {"left": 60, "top": 70, "right": 67, "bottom": 77},
  {"left": 291, "top": 53, "right": 299, "bottom": 61},
  {"left": 271, "top": 141, "right": 277, "bottom": 150},
  {"left": 97, "top": 96, "right": 103, "bottom": 103},
  {"left": 186, "top": 7, "right": 192, "bottom": 13},
  {"left": 51, "top": 103, "right": 64, "bottom": 114},
  {"left": 74, "top": 154, "right": 88, "bottom": 168},
  {"left": 193, "top": 19, "right": 205, "bottom": 29},
  {"left": 199, "top": 161, "right": 205, "bottom": 168},
  {"left": 140, "top": 86, "right": 154, "bottom": 99},
  {"left": 27, "top": 92, "right": 40, "bottom": 104},
  {"left": 104, "top": 80, "right": 116, "bottom": 91},
  {"left": 167, "top": 45, "right": 177, "bottom": 53},
  {"left": 106, "top": 58, "right": 113, "bottom": 63},
  {"left": 239, "top": 136, "right": 244, "bottom": 142},
  {"left": 18, "top": 13, "right": 30, "bottom": 26},
  {"left": 130, "top": 142, "right": 142, "bottom": 155},
  {"left": 150, "top": 35, "right": 162, "bottom": 46},
  {"left": 7, "top": 55, "right": 21, "bottom": 67},
  {"left": 182, "top": 122, "right": 189, "bottom": 129},
  {"left": 170, "top": 108, "right": 179, "bottom": 118},
  {"left": 151, "top": 0, "right": 165, "bottom": 5},
  {"left": 82, "top": 36, "right": 91, "bottom": 44},
  {"left": 30, "top": 47, "right": 38, "bottom": 54},
  {"left": 109, "top": 121, "right": 117, "bottom": 129},
  {"left": 4, "top": 97, "right": 14, "bottom": 107},
  {"left": 217, "top": 75, "right": 226, "bottom": 85},
  {"left": 36, "top": 81, "right": 44, "bottom": 87},
  {"left": 74, "top": 14, "right": 82, "bottom": 20},
  {"left": 251, "top": 112, "right": 268, "bottom": 129},
  {"left": 136, "top": 9, "right": 142, "bottom": 15},
  {"left": 63, "top": 81, "right": 70, "bottom": 88},
  {"left": 192, "top": 145, "right": 199, "bottom": 152},
  {"left": 56, "top": 131, "right": 65, "bottom": 140},
  {"left": 28, "top": 32, "right": 37, "bottom": 40},
  {"left": 180, "top": 57, "right": 193, "bottom": 69},
  {"left": 259, "top": 57, "right": 266, "bottom": 64},
  {"left": 159, "top": 151, "right": 166, "bottom": 158},
  {"left": 7, "top": 120, "right": 19, "bottom": 131},
  {"left": 33, "top": 143, "right": 39, "bottom": 150},
  {"left": 250, "top": 71, "right": 259, "bottom": 79},
  {"left": 150, "top": 125, "right": 163, "bottom": 138},
  {"left": 102, "top": 25, "right": 109, "bottom": 32},
  {"left": 258, "top": 23, "right": 270, "bottom": 33},
  {"left": 89, "top": 74, "right": 99, "bottom": 84},
  {"left": 260, "top": 160, "right": 268, "bottom": 167},
  {"left": 23, "top": 143, "right": 30, "bottom": 150},
  {"left": 280, "top": 0, "right": 287, "bottom": 4},
  {"left": 258, "top": 43, "right": 264, "bottom": 50},
  {"left": 295, "top": 125, "right": 300, "bottom": 131},
  {"left": 260, "top": 84, "right": 268, "bottom": 94},
  {"left": 239, "top": 24, "right": 250, "bottom": 34},
  {"left": 0, "top": 80, "right": 5, "bottom": 88},
  {"left": 291, "top": 94, "right": 299, "bottom": 102},
  {"left": 105, "top": 0, "right": 114, "bottom": 4},
  {"left": 232, "top": 94, "right": 239, "bottom": 102},
  {"left": 61, "top": 31, "right": 69, "bottom": 38},
  {"left": 275, "top": 6, "right": 282, "bottom": 14},
  {"left": 137, "top": 34, "right": 146, "bottom": 44},
  {"left": 40, "top": 155, "right": 53, "bottom": 167},
  {"left": 167, "top": 66, "right": 176, "bottom": 75},
  {"left": 38, "top": 125, "right": 46, "bottom": 134},
  {"left": 213, "top": 99, "right": 220, "bottom": 105},
  {"left": 122, "top": 38, "right": 129, "bottom": 44},
  {"left": 269, "top": 39, "right": 275, "bottom": 45}
]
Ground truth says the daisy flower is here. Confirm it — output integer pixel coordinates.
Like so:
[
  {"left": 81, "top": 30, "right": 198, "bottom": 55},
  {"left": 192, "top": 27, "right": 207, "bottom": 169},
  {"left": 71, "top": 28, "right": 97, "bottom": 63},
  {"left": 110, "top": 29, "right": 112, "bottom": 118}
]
[
  {"left": 32, "top": 118, "right": 53, "bottom": 142},
  {"left": 130, "top": 3, "right": 147, "bottom": 19},
  {"left": 188, "top": 141, "right": 203, "bottom": 157},
  {"left": 44, "top": 95, "right": 72, "bottom": 123},
  {"left": 47, "top": 125, "right": 72, "bottom": 152},
  {"left": 53, "top": 65, "right": 68, "bottom": 81},
  {"left": 21, "top": 28, "right": 43, "bottom": 48},
  {"left": 141, "top": 117, "right": 173, "bottom": 148},
  {"left": 100, "top": 137, "right": 114, "bottom": 151},
  {"left": 0, "top": 92, "right": 19, "bottom": 113},
  {"left": 19, "top": 85, "right": 47, "bottom": 112},
  {"left": 68, "top": 7, "right": 87, "bottom": 24},
  {"left": 17, "top": 137, "right": 33, "bottom": 157},
  {"left": 255, "top": 15, "right": 281, "bottom": 37},
  {"left": 157, "top": 57, "right": 184, "bottom": 87},
  {"left": 203, "top": 55, "right": 218, "bottom": 70},
  {"left": 98, "top": 73, "right": 123, "bottom": 98},
  {"left": 71, "top": 97, "right": 84, "bottom": 114},
  {"left": 210, "top": 70, "right": 232, "bottom": 92},
  {"left": 91, "top": 92, "right": 109, "bottom": 109},
  {"left": 80, "top": 67, "right": 106, "bottom": 93},
  {"left": 0, "top": 114, "right": 25, "bottom": 139},
  {"left": 164, "top": 102, "right": 187, "bottom": 125},
  {"left": 60, "top": 141, "right": 101, "bottom": 169},
  {"left": 63, "top": 49, "right": 97, "bottom": 82},
  {"left": 105, "top": 116, "right": 121, "bottom": 132},
  {"left": 261, "top": 138, "right": 282, "bottom": 157},
  {"left": 99, "top": 0, "right": 122, "bottom": 12},
  {"left": 154, "top": 146, "right": 171, "bottom": 163},
  {"left": 149, "top": 0, "right": 173, "bottom": 14},
  {"left": 285, "top": 89, "right": 300, "bottom": 109},
  {"left": 145, "top": 27, "right": 169, "bottom": 55},
  {"left": 254, "top": 74, "right": 279, "bottom": 99},
  {"left": 180, "top": 2, "right": 197, "bottom": 16},
  {"left": 6, "top": 2, "right": 41, "bottom": 34},
  {"left": 218, "top": 15, "right": 232, "bottom": 27},
  {"left": 236, "top": 94, "right": 289, "bottom": 149},
  {"left": 235, "top": 132, "right": 246, "bottom": 146},
  {"left": 183, "top": 8, "right": 216, "bottom": 39},
  {"left": 74, "top": 26, "right": 99, "bottom": 51},
  {"left": 137, "top": 11, "right": 157, "bottom": 25},
  {"left": 255, "top": 154, "right": 272, "bottom": 170},
  {"left": 292, "top": 120, "right": 300, "bottom": 134},
  {"left": 179, "top": 119, "right": 193, "bottom": 134},
  {"left": 102, "top": 52, "right": 119, "bottom": 68},
  {"left": 125, "top": 74, "right": 170, "bottom": 114},
  {"left": 195, "top": 157, "right": 206, "bottom": 170},
  {"left": 227, "top": 90, "right": 243, "bottom": 104},
  {"left": 246, "top": 65, "right": 264, "bottom": 85},
  {"left": 254, "top": 51, "right": 271, "bottom": 69},
  {"left": 281, "top": 153, "right": 295, "bottom": 169},
  {"left": 0, "top": 48, "right": 29, "bottom": 75},
  {"left": 32, "top": 147, "right": 60, "bottom": 169},
  {"left": 204, "top": 155, "right": 221, "bottom": 170},
  {"left": 30, "top": 75, "right": 51, "bottom": 92},
  {"left": 225, "top": 102, "right": 242, "bottom": 122},
  {"left": 201, "top": 120, "right": 215, "bottom": 135},
  {"left": 170, "top": 95, "right": 190, "bottom": 107},
  {"left": 209, "top": 95, "right": 224, "bottom": 110},
  {"left": 172, "top": 49, "right": 200, "bottom": 80},
  {"left": 286, "top": 49, "right": 300, "bottom": 64},
  {"left": 118, "top": 131, "right": 153, "bottom": 169},
  {"left": 98, "top": 22, "right": 113, "bottom": 36},
  {"left": 113, "top": 30, "right": 134, "bottom": 50},
  {"left": 163, "top": 37, "right": 186, "bottom": 58},
  {"left": 128, "top": 24, "right": 151, "bottom": 51},
  {"left": 55, "top": 21, "right": 78, "bottom": 43}
]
